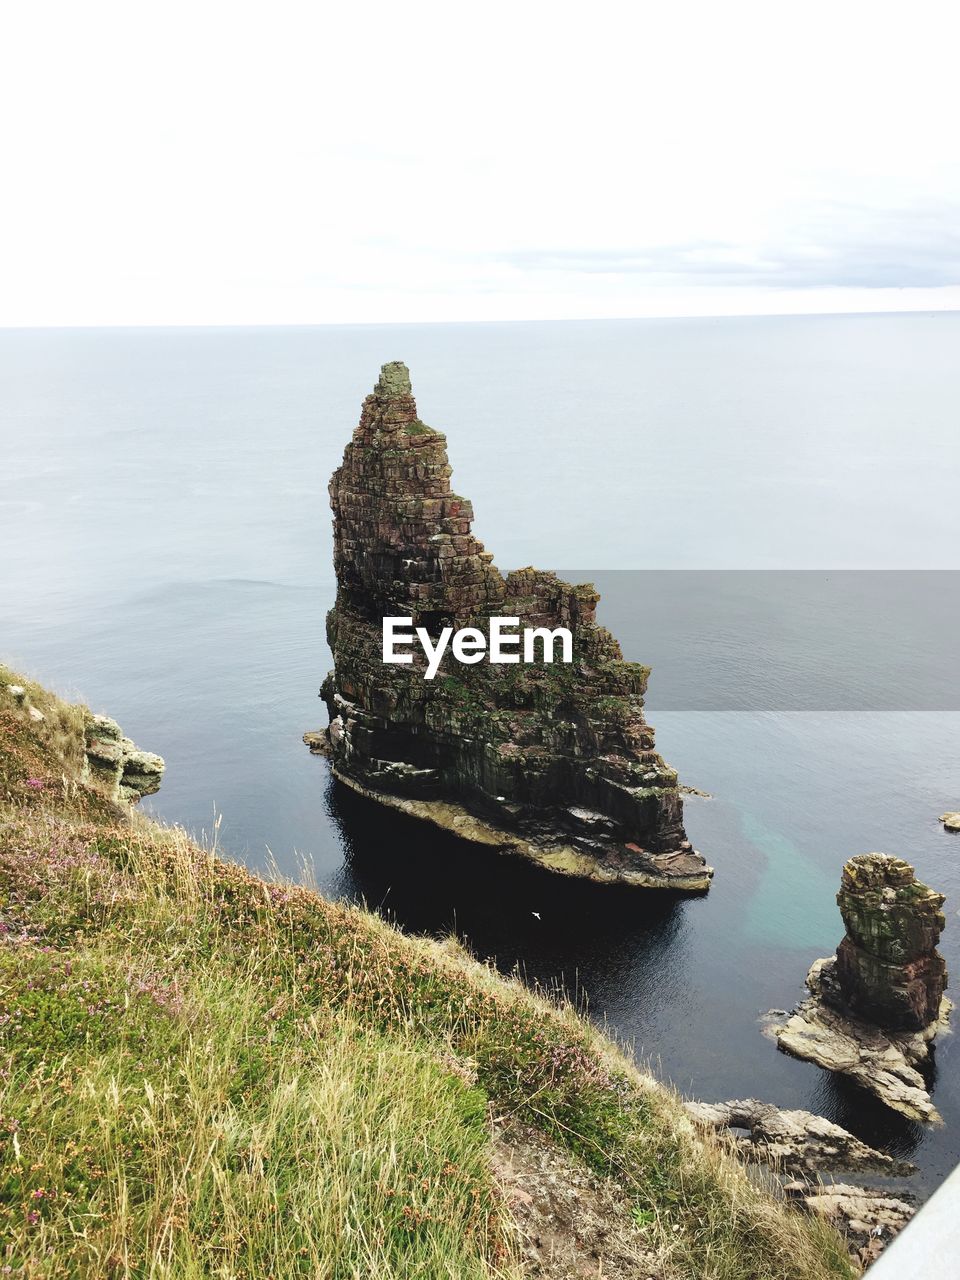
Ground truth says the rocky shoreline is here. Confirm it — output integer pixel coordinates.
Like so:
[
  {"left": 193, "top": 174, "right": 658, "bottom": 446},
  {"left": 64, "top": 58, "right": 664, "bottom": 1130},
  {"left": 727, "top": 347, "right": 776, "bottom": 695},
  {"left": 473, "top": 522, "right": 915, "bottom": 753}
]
[{"left": 686, "top": 1097, "right": 917, "bottom": 1269}]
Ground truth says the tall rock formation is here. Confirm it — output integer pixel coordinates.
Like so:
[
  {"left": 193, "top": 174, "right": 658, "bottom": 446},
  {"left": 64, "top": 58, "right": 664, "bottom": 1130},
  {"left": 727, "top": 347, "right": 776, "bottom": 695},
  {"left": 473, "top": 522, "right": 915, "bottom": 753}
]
[
  {"left": 827, "top": 854, "right": 947, "bottom": 1031},
  {"left": 315, "top": 362, "right": 712, "bottom": 890},
  {"left": 771, "top": 853, "right": 949, "bottom": 1123}
]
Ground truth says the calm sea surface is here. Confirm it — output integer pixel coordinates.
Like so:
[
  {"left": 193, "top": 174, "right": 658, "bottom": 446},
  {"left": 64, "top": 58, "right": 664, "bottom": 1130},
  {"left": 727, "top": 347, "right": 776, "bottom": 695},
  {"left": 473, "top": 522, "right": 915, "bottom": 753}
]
[{"left": 3, "top": 315, "right": 960, "bottom": 1195}]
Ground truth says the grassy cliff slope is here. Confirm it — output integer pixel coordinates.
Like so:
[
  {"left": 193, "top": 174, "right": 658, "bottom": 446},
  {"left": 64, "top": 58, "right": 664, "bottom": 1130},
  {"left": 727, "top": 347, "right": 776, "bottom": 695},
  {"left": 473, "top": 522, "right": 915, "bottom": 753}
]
[{"left": 0, "top": 667, "right": 854, "bottom": 1279}]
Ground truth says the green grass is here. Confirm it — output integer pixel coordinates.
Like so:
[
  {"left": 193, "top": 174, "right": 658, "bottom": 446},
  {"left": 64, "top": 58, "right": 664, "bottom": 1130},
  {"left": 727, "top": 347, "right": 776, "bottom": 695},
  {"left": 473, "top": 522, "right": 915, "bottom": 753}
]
[
  {"left": 1, "top": 948, "right": 504, "bottom": 1278},
  {"left": 0, "top": 669, "right": 856, "bottom": 1279}
]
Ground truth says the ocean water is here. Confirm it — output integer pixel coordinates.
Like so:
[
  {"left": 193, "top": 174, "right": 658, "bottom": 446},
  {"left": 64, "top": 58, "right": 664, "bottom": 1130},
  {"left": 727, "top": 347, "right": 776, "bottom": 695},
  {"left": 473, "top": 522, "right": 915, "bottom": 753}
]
[{"left": 3, "top": 315, "right": 960, "bottom": 1196}]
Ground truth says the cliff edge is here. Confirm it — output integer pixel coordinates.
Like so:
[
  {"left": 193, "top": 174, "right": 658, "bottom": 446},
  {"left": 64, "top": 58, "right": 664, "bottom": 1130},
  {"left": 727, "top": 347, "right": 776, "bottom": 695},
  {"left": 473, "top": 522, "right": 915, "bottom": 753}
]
[{"left": 0, "top": 666, "right": 851, "bottom": 1278}]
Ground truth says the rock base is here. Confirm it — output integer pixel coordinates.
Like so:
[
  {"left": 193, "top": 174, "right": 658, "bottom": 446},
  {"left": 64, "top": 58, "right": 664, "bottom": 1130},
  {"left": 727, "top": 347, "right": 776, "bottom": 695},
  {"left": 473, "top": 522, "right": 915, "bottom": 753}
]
[
  {"left": 769, "top": 958, "right": 950, "bottom": 1123},
  {"left": 331, "top": 764, "right": 714, "bottom": 891}
]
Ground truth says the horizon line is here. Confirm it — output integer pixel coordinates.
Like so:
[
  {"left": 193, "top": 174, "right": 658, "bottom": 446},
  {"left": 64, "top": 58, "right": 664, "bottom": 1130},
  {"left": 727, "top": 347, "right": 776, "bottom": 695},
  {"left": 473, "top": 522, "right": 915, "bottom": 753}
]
[{"left": 2, "top": 305, "right": 959, "bottom": 332}]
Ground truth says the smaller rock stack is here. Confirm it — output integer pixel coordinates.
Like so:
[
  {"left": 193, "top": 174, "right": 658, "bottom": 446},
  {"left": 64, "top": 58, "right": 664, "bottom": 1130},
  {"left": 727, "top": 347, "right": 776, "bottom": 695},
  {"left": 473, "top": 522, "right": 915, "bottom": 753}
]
[
  {"left": 770, "top": 853, "right": 950, "bottom": 1123},
  {"left": 825, "top": 854, "right": 947, "bottom": 1031}
]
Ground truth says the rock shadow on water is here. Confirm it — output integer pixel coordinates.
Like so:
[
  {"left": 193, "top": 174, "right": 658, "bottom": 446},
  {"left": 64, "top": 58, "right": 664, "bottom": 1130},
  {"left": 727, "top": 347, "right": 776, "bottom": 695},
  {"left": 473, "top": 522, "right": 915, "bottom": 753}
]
[
  {"left": 325, "top": 772, "right": 688, "bottom": 997},
  {"left": 809, "top": 1069, "right": 927, "bottom": 1174}
]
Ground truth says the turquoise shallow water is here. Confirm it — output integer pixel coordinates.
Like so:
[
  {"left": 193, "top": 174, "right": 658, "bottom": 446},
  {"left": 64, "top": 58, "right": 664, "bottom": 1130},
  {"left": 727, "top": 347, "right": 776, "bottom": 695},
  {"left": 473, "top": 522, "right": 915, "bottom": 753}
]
[{"left": 2, "top": 315, "right": 960, "bottom": 1195}]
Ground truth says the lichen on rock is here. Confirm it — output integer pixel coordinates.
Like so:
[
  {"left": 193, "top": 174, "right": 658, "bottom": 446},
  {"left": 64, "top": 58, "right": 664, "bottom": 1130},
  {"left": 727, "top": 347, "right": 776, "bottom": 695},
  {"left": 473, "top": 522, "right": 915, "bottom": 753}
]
[
  {"left": 84, "top": 713, "right": 165, "bottom": 805},
  {"left": 830, "top": 853, "right": 947, "bottom": 1031},
  {"left": 314, "top": 362, "right": 712, "bottom": 890}
]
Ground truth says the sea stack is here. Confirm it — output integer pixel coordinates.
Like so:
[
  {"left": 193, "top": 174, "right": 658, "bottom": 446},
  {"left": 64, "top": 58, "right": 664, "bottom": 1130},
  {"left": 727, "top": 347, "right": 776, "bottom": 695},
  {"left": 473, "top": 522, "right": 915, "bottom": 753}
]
[
  {"left": 828, "top": 854, "right": 947, "bottom": 1030},
  {"left": 314, "top": 362, "right": 712, "bottom": 890},
  {"left": 771, "top": 853, "right": 949, "bottom": 1122}
]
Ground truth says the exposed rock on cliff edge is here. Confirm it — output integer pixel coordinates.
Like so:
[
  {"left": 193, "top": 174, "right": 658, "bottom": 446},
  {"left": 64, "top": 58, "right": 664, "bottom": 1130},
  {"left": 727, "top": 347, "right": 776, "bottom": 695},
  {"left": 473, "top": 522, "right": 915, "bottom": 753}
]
[
  {"left": 4, "top": 677, "right": 163, "bottom": 807},
  {"left": 684, "top": 1097, "right": 915, "bottom": 1178},
  {"left": 314, "top": 362, "right": 712, "bottom": 891},
  {"left": 83, "top": 713, "right": 164, "bottom": 804}
]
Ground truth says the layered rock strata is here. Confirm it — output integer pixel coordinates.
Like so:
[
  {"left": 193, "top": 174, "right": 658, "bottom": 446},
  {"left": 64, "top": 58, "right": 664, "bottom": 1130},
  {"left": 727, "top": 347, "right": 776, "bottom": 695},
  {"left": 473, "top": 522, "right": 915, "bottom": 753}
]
[
  {"left": 5, "top": 681, "right": 164, "bottom": 807},
  {"left": 830, "top": 854, "right": 947, "bottom": 1030},
  {"left": 83, "top": 714, "right": 165, "bottom": 805},
  {"left": 793, "top": 1184, "right": 914, "bottom": 1271},
  {"left": 315, "top": 362, "right": 711, "bottom": 890},
  {"left": 684, "top": 1097, "right": 915, "bottom": 1177},
  {"left": 770, "top": 854, "right": 949, "bottom": 1122}
]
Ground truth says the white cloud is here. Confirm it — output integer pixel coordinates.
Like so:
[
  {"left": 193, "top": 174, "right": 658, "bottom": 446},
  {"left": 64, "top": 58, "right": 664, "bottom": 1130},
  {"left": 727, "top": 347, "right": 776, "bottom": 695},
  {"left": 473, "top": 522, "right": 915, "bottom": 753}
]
[{"left": 1, "top": 0, "right": 959, "bottom": 324}]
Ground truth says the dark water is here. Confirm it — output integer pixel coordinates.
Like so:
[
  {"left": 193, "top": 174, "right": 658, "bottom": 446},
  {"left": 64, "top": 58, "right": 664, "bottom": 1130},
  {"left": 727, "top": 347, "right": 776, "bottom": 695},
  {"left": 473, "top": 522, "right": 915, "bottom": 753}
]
[{"left": 3, "top": 316, "right": 960, "bottom": 1197}]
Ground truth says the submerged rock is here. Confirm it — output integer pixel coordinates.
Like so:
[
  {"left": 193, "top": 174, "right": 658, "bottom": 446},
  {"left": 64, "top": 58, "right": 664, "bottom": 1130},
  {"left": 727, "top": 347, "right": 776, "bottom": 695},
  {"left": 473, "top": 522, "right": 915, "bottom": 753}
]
[
  {"left": 314, "top": 362, "right": 712, "bottom": 890},
  {"left": 770, "top": 854, "right": 950, "bottom": 1122}
]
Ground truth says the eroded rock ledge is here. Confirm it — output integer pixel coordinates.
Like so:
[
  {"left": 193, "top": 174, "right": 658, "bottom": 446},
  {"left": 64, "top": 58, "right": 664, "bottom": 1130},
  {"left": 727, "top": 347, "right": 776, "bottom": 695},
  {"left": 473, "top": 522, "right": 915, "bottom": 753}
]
[
  {"left": 313, "top": 362, "right": 712, "bottom": 891},
  {"left": 4, "top": 681, "right": 164, "bottom": 807},
  {"left": 769, "top": 854, "right": 950, "bottom": 1123},
  {"left": 83, "top": 714, "right": 165, "bottom": 805},
  {"left": 686, "top": 1097, "right": 916, "bottom": 1269},
  {"left": 685, "top": 1097, "right": 916, "bottom": 1177}
]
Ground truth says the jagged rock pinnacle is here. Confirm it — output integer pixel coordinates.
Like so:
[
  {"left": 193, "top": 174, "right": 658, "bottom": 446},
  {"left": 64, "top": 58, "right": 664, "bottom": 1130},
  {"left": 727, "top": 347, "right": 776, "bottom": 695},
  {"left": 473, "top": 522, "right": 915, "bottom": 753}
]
[
  {"left": 375, "top": 361, "right": 413, "bottom": 399},
  {"left": 316, "top": 365, "right": 713, "bottom": 891}
]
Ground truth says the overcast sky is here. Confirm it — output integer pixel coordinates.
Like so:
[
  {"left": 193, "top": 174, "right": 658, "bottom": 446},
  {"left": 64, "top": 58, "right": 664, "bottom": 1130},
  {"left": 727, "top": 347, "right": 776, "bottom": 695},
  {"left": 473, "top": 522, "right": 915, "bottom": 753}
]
[{"left": 2, "top": 0, "right": 959, "bottom": 326}]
